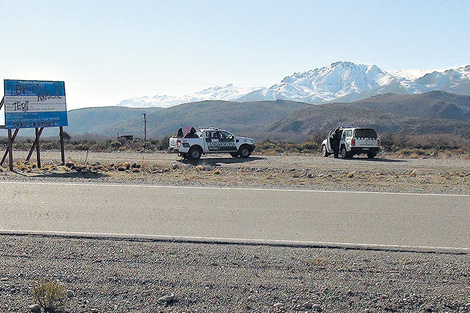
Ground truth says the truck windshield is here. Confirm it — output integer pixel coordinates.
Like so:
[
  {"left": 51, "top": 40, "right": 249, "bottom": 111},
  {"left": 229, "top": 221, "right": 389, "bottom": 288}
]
[{"left": 354, "top": 129, "right": 377, "bottom": 138}]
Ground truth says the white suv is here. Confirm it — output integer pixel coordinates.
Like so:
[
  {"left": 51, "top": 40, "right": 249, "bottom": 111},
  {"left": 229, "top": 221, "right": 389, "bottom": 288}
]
[{"left": 322, "top": 127, "right": 380, "bottom": 159}]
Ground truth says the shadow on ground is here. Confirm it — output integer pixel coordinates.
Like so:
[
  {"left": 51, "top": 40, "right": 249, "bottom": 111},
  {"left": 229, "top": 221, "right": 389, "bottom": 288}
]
[
  {"left": 17, "top": 170, "right": 107, "bottom": 179},
  {"left": 179, "top": 156, "right": 265, "bottom": 166},
  {"left": 345, "top": 157, "right": 408, "bottom": 163}
]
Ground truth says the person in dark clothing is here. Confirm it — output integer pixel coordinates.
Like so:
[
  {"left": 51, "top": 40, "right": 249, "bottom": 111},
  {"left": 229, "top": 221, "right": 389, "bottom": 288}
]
[
  {"left": 184, "top": 127, "right": 198, "bottom": 138},
  {"left": 330, "top": 127, "right": 342, "bottom": 158},
  {"left": 177, "top": 128, "right": 184, "bottom": 137}
]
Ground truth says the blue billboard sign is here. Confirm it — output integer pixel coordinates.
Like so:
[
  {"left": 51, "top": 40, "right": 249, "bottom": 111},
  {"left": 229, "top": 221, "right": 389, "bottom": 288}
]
[{"left": 3, "top": 80, "right": 68, "bottom": 129}]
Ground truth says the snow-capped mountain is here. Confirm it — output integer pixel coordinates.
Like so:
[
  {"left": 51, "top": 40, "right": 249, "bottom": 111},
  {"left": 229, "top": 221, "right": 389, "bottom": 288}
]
[
  {"left": 414, "top": 65, "right": 470, "bottom": 95},
  {"left": 117, "top": 62, "right": 470, "bottom": 108},
  {"left": 238, "top": 61, "right": 400, "bottom": 103},
  {"left": 118, "top": 84, "right": 264, "bottom": 108},
  {"left": 239, "top": 62, "right": 470, "bottom": 104}
]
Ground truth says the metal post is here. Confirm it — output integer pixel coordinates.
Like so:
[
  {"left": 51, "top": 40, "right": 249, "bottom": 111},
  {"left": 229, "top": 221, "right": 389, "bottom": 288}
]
[
  {"left": 8, "top": 129, "right": 13, "bottom": 171},
  {"left": 142, "top": 113, "right": 147, "bottom": 142},
  {"left": 60, "top": 126, "right": 65, "bottom": 165},
  {"left": 35, "top": 128, "right": 41, "bottom": 168}
]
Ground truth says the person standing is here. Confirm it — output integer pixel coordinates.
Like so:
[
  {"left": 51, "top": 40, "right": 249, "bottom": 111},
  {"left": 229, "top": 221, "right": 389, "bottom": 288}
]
[{"left": 330, "top": 127, "right": 342, "bottom": 158}]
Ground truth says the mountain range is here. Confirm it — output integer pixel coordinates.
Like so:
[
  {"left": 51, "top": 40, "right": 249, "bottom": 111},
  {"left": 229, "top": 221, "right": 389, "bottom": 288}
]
[
  {"left": 118, "top": 84, "right": 262, "bottom": 108},
  {"left": 57, "top": 91, "right": 470, "bottom": 142},
  {"left": 118, "top": 61, "right": 470, "bottom": 108},
  {"left": 26, "top": 61, "right": 470, "bottom": 141}
]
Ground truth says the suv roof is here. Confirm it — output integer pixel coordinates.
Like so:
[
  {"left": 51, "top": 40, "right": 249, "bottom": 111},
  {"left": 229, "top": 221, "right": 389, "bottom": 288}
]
[{"left": 338, "top": 126, "right": 373, "bottom": 130}]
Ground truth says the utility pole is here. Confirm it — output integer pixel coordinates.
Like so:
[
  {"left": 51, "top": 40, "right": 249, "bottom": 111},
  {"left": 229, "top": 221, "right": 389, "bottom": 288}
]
[{"left": 142, "top": 113, "right": 147, "bottom": 142}]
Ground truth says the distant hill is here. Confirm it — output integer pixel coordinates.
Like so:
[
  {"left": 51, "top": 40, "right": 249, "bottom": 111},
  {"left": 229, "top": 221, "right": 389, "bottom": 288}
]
[
  {"left": 62, "top": 100, "right": 311, "bottom": 140},
  {"left": 353, "top": 91, "right": 470, "bottom": 121},
  {"left": 67, "top": 106, "right": 160, "bottom": 135},
  {"left": 265, "top": 91, "right": 470, "bottom": 139}
]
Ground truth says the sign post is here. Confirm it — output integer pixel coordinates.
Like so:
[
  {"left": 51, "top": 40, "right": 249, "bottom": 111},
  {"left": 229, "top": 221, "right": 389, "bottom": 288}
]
[
  {"left": 1, "top": 79, "right": 68, "bottom": 170},
  {"left": 8, "top": 129, "right": 13, "bottom": 171},
  {"left": 59, "top": 126, "right": 66, "bottom": 164}
]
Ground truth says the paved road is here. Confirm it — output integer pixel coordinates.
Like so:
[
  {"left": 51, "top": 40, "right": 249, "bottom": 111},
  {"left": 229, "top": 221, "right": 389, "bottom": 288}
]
[{"left": 0, "top": 182, "right": 468, "bottom": 250}]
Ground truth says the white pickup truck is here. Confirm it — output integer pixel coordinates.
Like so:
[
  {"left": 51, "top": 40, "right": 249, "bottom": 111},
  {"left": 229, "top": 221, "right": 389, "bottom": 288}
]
[
  {"left": 168, "top": 127, "right": 255, "bottom": 160},
  {"left": 322, "top": 127, "right": 380, "bottom": 159}
]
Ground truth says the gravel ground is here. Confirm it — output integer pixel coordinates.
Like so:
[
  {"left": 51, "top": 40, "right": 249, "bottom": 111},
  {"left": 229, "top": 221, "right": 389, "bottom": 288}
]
[
  {"left": 0, "top": 151, "right": 469, "bottom": 312},
  {"left": 0, "top": 235, "right": 469, "bottom": 313}
]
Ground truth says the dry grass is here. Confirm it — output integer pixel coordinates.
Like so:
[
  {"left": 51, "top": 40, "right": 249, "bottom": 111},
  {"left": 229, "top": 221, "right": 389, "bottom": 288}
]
[{"left": 1, "top": 151, "right": 468, "bottom": 195}]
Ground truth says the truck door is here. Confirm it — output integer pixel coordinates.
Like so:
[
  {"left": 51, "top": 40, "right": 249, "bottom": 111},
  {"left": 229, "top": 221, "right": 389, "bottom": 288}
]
[
  {"left": 343, "top": 129, "right": 352, "bottom": 150},
  {"left": 206, "top": 131, "right": 220, "bottom": 151},
  {"left": 327, "top": 130, "right": 332, "bottom": 152},
  {"left": 219, "top": 131, "right": 237, "bottom": 151}
]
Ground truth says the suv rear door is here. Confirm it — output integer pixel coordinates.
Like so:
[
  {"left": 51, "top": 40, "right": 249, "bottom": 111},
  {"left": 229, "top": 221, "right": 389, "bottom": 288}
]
[
  {"left": 353, "top": 128, "right": 378, "bottom": 147},
  {"left": 340, "top": 129, "right": 352, "bottom": 149}
]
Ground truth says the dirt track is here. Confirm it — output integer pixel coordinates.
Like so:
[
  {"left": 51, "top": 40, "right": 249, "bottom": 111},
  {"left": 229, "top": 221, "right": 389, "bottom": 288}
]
[{"left": 2, "top": 150, "right": 469, "bottom": 195}]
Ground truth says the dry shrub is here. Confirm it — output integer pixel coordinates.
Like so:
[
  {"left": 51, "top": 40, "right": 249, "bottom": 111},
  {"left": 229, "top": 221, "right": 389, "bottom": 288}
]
[
  {"left": 31, "top": 278, "right": 67, "bottom": 312},
  {"left": 312, "top": 257, "right": 328, "bottom": 266},
  {"left": 381, "top": 133, "right": 470, "bottom": 154}
]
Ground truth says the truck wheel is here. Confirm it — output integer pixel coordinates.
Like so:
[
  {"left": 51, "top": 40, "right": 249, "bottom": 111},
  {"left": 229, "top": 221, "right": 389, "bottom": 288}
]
[
  {"left": 188, "top": 147, "right": 202, "bottom": 160},
  {"left": 230, "top": 152, "right": 239, "bottom": 158},
  {"left": 238, "top": 145, "right": 251, "bottom": 158},
  {"left": 321, "top": 145, "right": 329, "bottom": 157},
  {"left": 341, "top": 146, "right": 348, "bottom": 159}
]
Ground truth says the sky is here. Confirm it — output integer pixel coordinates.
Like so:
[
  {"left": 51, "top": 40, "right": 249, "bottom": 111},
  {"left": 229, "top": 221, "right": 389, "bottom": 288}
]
[{"left": 0, "top": 0, "right": 469, "bottom": 110}]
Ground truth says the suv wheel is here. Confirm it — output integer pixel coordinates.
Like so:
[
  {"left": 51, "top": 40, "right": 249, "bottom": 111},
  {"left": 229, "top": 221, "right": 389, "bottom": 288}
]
[
  {"left": 239, "top": 145, "right": 251, "bottom": 158},
  {"left": 230, "top": 152, "right": 239, "bottom": 158},
  {"left": 341, "top": 146, "right": 349, "bottom": 159},
  {"left": 188, "top": 147, "right": 202, "bottom": 160},
  {"left": 321, "top": 145, "right": 329, "bottom": 157}
]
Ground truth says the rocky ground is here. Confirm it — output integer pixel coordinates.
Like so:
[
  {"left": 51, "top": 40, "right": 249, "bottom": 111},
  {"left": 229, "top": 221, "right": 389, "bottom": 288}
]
[{"left": 0, "top": 151, "right": 469, "bottom": 312}]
